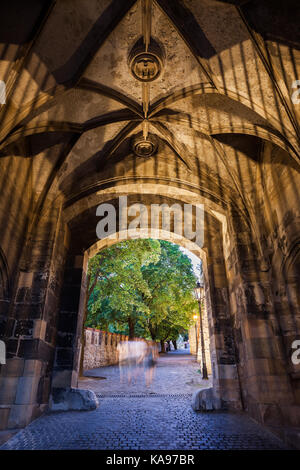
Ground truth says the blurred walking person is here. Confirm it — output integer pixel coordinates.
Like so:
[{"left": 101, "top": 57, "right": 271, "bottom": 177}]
[
  {"left": 133, "top": 339, "right": 147, "bottom": 383},
  {"left": 144, "top": 342, "right": 158, "bottom": 387},
  {"left": 126, "top": 340, "right": 137, "bottom": 384},
  {"left": 117, "top": 340, "right": 128, "bottom": 384}
]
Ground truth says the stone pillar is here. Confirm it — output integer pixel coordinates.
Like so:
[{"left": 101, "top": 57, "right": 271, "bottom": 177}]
[
  {"left": 51, "top": 253, "right": 84, "bottom": 390},
  {"left": 0, "top": 198, "right": 68, "bottom": 430},
  {"left": 205, "top": 255, "right": 242, "bottom": 410},
  {"left": 201, "top": 211, "right": 242, "bottom": 410},
  {"left": 226, "top": 208, "right": 297, "bottom": 431}
]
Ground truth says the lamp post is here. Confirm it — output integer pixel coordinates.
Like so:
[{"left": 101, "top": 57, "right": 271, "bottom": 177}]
[{"left": 193, "top": 281, "right": 209, "bottom": 380}]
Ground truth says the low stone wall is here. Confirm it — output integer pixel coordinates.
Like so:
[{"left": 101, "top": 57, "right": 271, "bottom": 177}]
[{"left": 83, "top": 328, "right": 128, "bottom": 370}]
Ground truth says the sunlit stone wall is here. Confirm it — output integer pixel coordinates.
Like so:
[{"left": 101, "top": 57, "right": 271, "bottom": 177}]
[
  {"left": 83, "top": 328, "right": 128, "bottom": 369},
  {"left": 83, "top": 329, "right": 155, "bottom": 370},
  {"left": 189, "top": 303, "right": 212, "bottom": 375}
]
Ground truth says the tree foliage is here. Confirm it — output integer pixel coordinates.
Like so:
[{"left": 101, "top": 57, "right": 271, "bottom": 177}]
[
  {"left": 86, "top": 239, "right": 161, "bottom": 337},
  {"left": 85, "top": 239, "right": 198, "bottom": 341}
]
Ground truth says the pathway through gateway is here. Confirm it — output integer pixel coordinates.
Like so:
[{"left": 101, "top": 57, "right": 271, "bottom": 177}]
[{"left": 79, "top": 348, "right": 212, "bottom": 396}]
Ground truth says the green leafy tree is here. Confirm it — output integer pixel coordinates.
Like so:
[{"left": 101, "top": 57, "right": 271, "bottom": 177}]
[
  {"left": 140, "top": 241, "right": 197, "bottom": 349},
  {"left": 85, "top": 239, "right": 161, "bottom": 338},
  {"left": 85, "top": 239, "right": 198, "bottom": 353}
]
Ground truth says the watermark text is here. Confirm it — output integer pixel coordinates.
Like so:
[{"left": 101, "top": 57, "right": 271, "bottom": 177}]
[{"left": 96, "top": 196, "right": 204, "bottom": 247}]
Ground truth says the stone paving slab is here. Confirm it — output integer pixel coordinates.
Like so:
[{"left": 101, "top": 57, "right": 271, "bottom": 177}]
[{"left": 1, "top": 396, "right": 289, "bottom": 450}]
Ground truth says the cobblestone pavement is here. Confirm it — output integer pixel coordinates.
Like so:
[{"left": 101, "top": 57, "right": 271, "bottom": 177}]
[
  {"left": 1, "top": 396, "right": 288, "bottom": 450},
  {"left": 79, "top": 349, "right": 213, "bottom": 395},
  {"left": 1, "top": 351, "right": 289, "bottom": 450}
]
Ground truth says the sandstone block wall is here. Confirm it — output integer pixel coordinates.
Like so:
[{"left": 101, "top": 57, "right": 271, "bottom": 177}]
[
  {"left": 83, "top": 329, "right": 156, "bottom": 370},
  {"left": 83, "top": 329, "right": 128, "bottom": 369}
]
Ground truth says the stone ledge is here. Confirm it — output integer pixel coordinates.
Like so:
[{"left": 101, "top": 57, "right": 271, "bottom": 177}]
[{"left": 49, "top": 387, "right": 99, "bottom": 412}]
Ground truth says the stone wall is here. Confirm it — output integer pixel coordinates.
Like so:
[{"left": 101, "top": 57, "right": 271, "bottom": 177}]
[
  {"left": 0, "top": 195, "right": 68, "bottom": 431},
  {"left": 83, "top": 329, "right": 155, "bottom": 370},
  {"left": 83, "top": 328, "right": 128, "bottom": 369},
  {"left": 189, "top": 302, "right": 212, "bottom": 375}
]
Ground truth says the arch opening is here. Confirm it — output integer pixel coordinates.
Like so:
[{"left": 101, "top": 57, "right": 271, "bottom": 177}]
[{"left": 77, "top": 236, "right": 213, "bottom": 395}]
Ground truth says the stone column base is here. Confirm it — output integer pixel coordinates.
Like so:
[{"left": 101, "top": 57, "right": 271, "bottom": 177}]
[
  {"left": 50, "top": 388, "right": 99, "bottom": 411},
  {"left": 191, "top": 387, "right": 222, "bottom": 411}
]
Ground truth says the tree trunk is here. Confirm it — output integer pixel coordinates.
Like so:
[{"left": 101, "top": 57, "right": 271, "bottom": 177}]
[
  {"left": 172, "top": 339, "right": 177, "bottom": 350},
  {"left": 148, "top": 322, "right": 156, "bottom": 340},
  {"left": 160, "top": 340, "right": 166, "bottom": 353},
  {"left": 128, "top": 317, "right": 135, "bottom": 339}
]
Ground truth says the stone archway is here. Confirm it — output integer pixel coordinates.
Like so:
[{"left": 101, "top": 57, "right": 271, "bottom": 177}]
[
  {"left": 49, "top": 192, "right": 242, "bottom": 416},
  {"left": 80, "top": 230, "right": 211, "bottom": 384},
  {"left": 0, "top": 0, "right": 299, "bottom": 450}
]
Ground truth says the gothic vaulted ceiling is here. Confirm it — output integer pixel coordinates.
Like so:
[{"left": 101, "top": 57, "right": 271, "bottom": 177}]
[{"left": 0, "top": 0, "right": 299, "bottom": 222}]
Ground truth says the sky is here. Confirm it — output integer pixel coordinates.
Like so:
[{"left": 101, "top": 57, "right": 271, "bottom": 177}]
[{"left": 179, "top": 246, "right": 202, "bottom": 279}]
